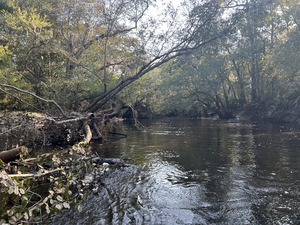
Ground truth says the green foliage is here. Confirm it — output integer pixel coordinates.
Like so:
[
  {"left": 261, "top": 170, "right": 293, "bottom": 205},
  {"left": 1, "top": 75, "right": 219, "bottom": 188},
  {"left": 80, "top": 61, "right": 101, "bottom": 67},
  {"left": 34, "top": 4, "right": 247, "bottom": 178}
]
[
  {"left": 0, "top": 143, "right": 111, "bottom": 223},
  {"left": 0, "top": 0, "right": 299, "bottom": 118},
  {"left": 5, "top": 6, "right": 51, "bottom": 33},
  {"left": 0, "top": 46, "right": 11, "bottom": 62},
  {"left": 0, "top": 0, "right": 148, "bottom": 113},
  {"left": 133, "top": 0, "right": 299, "bottom": 119}
]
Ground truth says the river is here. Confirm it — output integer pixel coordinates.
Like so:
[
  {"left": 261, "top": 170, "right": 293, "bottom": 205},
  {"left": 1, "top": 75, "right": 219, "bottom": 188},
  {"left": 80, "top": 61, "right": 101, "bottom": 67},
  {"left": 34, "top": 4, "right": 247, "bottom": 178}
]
[{"left": 53, "top": 118, "right": 300, "bottom": 224}]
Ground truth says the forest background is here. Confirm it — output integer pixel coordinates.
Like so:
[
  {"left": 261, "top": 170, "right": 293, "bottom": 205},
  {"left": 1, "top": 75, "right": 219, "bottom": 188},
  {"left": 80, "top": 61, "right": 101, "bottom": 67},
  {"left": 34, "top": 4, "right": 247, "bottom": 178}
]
[{"left": 0, "top": 0, "right": 299, "bottom": 122}]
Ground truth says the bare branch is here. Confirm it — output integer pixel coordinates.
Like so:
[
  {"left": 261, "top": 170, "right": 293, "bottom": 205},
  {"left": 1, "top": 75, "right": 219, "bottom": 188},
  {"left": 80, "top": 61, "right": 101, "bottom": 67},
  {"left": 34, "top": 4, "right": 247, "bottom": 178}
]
[
  {"left": 8, "top": 168, "right": 63, "bottom": 178},
  {"left": 0, "top": 87, "right": 51, "bottom": 115},
  {"left": 0, "top": 84, "right": 66, "bottom": 117}
]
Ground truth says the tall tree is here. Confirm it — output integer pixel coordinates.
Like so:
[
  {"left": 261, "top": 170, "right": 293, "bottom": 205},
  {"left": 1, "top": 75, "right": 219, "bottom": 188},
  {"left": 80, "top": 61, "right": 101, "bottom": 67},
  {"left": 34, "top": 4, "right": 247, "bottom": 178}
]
[
  {"left": 83, "top": 0, "right": 244, "bottom": 113},
  {"left": 1, "top": 0, "right": 246, "bottom": 115}
]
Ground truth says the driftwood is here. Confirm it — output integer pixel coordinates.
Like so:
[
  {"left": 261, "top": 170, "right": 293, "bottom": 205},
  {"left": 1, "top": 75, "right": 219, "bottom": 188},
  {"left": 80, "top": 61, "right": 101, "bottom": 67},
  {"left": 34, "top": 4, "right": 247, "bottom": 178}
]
[
  {"left": 83, "top": 121, "right": 93, "bottom": 144},
  {"left": 48, "top": 98, "right": 129, "bottom": 145},
  {"left": 0, "top": 146, "right": 26, "bottom": 163},
  {"left": 79, "top": 98, "right": 129, "bottom": 144},
  {"left": 54, "top": 113, "right": 94, "bottom": 125}
]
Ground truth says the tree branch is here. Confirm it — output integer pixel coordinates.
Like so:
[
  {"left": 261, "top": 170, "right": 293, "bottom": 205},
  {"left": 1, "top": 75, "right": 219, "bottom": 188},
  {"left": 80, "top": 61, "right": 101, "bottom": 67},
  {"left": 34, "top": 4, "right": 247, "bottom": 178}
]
[
  {"left": 83, "top": 31, "right": 223, "bottom": 113},
  {"left": 0, "top": 88, "right": 51, "bottom": 115},
  {"left": 8, "top": 168, "right": 63, "bottom": 178},
  {"left": 0, "top": 84, "right": 66, "bottom": 117}
]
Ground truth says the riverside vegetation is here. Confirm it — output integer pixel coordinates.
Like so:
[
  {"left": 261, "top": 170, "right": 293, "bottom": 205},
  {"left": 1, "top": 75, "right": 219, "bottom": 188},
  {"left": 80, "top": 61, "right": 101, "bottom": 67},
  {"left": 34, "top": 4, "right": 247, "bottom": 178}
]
[{"left": 0, "top": 0, "right": 299, "bottom": 223}]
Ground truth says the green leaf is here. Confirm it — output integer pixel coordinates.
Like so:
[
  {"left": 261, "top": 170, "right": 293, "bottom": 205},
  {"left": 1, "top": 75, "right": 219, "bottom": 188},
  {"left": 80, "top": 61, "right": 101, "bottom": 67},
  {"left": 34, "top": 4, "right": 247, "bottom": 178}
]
[
  {"left": 21, "top": 200, "right": 28, "bottom": 207},
  {"left": 24, "top": 178, "right": 30, "bottom": 185}
]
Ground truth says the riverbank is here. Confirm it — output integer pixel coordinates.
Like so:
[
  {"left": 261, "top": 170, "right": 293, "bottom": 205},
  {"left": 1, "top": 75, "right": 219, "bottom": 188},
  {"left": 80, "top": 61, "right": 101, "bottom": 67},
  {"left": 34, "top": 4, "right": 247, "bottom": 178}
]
[
  {"left": 0, "top": 111, "right": 127, "bottom": 223},
  {"left": 0, "top": 111, "right": 76, "bottom": 151},
  {"left": 1, "top": 103, "right": 300, "bottom": 151},
  {"left": 235, "top": 102, "right": 300, "bottom": 126}
]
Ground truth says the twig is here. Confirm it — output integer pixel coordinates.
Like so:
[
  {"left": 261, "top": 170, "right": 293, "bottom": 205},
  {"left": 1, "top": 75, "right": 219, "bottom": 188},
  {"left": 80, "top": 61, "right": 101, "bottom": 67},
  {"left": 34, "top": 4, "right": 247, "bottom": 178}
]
[
  {"left": 28, "top": 191, "right": 43, "bottom": 211},
  {"left": 8, "top": 168, "right": 63, "bottom": 178},
  {"left": 128, "top": 105, "right": 145, "bottom": 130},
  {"left": 23, "top": 158, "right": 36, "bottom": 163},
  {"left": 0, "top": 125, "right": 23, "bottom": 135}
]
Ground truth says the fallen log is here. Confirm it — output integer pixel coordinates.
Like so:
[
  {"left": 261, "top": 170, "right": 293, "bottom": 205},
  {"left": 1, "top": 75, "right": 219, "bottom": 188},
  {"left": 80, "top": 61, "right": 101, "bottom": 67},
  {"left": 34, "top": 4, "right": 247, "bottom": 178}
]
[
  {"left": 54, "top": 113, "right": 94, "bottom": 125},
  {"left": 0, "top": 146, "right": 27, "bottom": 163}
]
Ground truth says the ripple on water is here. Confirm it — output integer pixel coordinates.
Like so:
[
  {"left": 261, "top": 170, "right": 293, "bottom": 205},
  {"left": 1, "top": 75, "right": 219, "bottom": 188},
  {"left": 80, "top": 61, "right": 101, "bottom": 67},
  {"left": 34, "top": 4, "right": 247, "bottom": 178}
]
[{"left": 50, "top": 119, "right": 300, "bottom": 225}]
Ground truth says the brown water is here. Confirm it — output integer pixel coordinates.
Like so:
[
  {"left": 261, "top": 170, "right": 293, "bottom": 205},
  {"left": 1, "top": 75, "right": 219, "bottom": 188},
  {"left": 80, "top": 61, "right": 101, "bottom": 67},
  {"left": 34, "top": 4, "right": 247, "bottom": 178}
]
[{"left": 53, "top": 118, "right": 300, "bottom": 224}]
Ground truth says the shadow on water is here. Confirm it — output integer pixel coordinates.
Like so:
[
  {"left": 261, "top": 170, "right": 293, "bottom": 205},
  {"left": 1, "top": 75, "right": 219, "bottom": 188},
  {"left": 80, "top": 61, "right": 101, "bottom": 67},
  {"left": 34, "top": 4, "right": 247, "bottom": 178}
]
[{"left": 52, "top": 118, "right": 300, "bottom": 224}]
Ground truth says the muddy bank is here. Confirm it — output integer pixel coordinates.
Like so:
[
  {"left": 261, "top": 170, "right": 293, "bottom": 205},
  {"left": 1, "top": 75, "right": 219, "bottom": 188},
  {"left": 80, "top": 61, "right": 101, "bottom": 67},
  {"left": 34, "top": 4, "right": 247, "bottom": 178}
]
[
  {"left": 0, "top": 111, "right": 82, "bottom": 151},
  {"left": 1, "top": 101, "right": 299, "bottom": 152}
]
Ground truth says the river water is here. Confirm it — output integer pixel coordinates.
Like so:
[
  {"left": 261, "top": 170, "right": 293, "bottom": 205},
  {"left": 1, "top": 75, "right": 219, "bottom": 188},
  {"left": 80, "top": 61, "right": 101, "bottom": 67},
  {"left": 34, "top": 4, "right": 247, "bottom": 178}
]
[{"left": 55, "top": 118, "right": 300, "bottom": 225}]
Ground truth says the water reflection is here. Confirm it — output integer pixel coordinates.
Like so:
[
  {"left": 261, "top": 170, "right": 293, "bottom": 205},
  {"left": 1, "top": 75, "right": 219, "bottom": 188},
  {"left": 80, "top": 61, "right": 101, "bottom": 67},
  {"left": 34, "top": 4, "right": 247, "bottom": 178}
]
[{"left": 53, "top": 118, "right": 300, "bottom": 224}]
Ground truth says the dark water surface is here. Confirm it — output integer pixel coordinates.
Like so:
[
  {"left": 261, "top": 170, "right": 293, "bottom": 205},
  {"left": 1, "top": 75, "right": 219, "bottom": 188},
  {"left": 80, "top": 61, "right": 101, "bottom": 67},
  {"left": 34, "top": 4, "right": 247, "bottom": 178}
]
[{"left": 55, "top": 118, "right": 300, "bottom": 224}]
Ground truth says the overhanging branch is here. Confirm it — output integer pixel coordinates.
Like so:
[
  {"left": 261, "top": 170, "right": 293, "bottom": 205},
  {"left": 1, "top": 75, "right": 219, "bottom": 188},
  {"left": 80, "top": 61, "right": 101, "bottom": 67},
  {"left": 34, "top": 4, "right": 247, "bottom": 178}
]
[{"left": 0, "top": 84, "right": 66, "bottom": 117}]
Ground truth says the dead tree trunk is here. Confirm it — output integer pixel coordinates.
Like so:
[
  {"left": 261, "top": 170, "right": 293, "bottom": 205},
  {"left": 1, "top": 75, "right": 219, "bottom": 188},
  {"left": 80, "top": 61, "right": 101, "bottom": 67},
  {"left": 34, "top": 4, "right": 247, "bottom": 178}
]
[
  {"left": 81, "top": 98, "right": 129, "bottom": 144},
  {"left": 83, "top": 121, "right": 93, "bottom": 144}
]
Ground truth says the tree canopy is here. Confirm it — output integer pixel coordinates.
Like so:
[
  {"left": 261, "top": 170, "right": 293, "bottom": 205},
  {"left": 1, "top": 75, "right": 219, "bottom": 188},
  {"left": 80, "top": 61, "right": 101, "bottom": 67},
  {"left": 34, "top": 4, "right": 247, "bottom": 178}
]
[{"left": 0, "top": 0, "right": 299, "bottom": 120}]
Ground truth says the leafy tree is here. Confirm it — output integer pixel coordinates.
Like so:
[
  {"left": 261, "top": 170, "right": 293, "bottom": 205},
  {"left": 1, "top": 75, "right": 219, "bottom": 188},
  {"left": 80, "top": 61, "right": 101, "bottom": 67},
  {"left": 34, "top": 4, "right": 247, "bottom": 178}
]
[
  {"left": 142, "top": 0, "right": 299, "bottom": 119},
  {"left": 0, "top": 0, "right": 270, "bottom": 118},
  {"left": 0, "top": 0, "right": 151, "bottom": 112}
]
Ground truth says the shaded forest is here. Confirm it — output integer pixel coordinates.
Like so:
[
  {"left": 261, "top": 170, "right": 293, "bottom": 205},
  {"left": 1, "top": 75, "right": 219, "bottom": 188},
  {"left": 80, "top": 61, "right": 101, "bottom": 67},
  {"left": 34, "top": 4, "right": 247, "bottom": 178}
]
[{"left": 0, "top": 0, "right": 298, "bottom": 122}]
